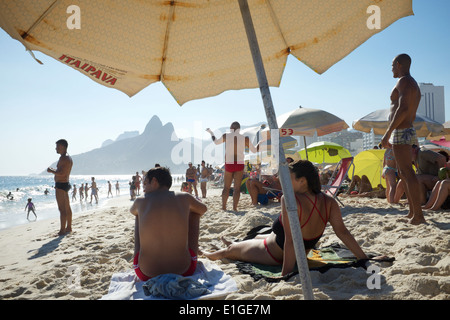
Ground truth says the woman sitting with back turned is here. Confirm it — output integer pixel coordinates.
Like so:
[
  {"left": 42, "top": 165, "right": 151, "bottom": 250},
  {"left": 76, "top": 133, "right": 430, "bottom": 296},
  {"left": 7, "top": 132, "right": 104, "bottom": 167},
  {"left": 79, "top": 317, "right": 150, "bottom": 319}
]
[{"left": 204, "top": 160, "right": 372, "bottom": 276}]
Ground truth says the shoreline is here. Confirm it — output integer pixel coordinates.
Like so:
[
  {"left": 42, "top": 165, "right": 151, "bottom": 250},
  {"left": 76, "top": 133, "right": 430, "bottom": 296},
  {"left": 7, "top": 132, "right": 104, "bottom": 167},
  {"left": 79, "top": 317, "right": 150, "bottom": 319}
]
[{"left": 0, "top": 186, "right": 448, "bottom": 300}]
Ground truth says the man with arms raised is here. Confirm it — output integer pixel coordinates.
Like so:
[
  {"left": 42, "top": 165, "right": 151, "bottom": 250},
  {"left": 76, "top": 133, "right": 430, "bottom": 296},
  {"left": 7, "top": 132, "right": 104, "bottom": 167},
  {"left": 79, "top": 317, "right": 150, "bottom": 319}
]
[
  {"left": 47, "top": 139, "right": 73, "bottom": 235},
  {"left": 130, "top": 167, "right": 207, "bottom": 280},
  {"left": 381, "top": 54, "right": 425, "bottom": 224}
]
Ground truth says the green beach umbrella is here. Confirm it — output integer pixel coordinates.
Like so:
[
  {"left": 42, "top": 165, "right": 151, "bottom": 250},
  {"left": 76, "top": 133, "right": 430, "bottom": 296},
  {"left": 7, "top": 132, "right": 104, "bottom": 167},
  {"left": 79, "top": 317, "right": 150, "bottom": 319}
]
[{"left": 299, "top": 141, "right": 351, "bottom": 164}]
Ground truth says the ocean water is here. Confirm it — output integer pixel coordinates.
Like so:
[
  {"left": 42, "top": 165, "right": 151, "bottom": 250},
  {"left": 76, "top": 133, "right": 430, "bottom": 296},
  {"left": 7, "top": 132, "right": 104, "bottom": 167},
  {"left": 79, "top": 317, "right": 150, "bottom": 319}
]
[{"left": 0, "top": 174, "right": 184, "bottom": 231}]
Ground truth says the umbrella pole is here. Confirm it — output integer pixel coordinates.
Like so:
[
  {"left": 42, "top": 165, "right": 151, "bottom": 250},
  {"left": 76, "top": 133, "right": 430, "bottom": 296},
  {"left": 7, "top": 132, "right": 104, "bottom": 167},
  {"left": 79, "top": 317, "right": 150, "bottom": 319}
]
[
  {"left": 303, "top": 136, "right": 308, "bottom": 160},
  {"left": 238, "top": 0, "right": 314, "bottom": 300}
]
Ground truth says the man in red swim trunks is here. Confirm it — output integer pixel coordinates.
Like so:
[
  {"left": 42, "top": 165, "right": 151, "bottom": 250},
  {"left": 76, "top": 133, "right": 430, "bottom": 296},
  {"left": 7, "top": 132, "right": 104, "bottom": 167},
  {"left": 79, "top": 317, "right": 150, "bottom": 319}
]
[
  {"left": 130, "top": 167, "right": 207, "bottom": 281},
  {"left": 207, "top": 122, "right": 261, "bottom": 211}
]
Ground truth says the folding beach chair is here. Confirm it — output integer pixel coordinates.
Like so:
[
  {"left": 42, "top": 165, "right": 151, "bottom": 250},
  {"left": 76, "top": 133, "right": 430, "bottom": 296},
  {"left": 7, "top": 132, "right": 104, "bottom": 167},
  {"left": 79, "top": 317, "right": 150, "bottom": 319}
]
[
  {"left": 264, "top": 186, "right": 283, "bottom": 202},
  {"left": 322, "top": 157, "right": 355, "bottom": 207}
]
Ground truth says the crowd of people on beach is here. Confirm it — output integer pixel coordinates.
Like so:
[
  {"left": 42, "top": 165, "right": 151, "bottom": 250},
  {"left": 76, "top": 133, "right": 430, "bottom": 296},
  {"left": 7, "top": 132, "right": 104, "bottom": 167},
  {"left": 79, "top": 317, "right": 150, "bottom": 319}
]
[
  {"left": 338, "top": 144, "right": 450, "bottom": 212},
  {"left": 127, "top": 53, "right": 442, "bottom": 281},
  {"left": 70, "top": 177, "right": 106, "bottom": 204},
  {"left": 41, "top": 54, "right": 447, "bottom": 284}
]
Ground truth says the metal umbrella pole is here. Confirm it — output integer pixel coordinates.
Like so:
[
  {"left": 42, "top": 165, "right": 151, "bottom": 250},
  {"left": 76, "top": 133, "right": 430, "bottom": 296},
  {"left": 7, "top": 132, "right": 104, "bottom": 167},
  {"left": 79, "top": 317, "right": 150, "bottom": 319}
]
[{"left": 238, "top": 0, "right": 314, "bottom": 300}]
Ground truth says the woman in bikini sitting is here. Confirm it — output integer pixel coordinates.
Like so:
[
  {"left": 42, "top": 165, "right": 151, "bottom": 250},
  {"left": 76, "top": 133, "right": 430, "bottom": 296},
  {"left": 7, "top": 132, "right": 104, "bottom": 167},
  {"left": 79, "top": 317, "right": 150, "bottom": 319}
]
[{"left": 204, "top": 160, "right": 372, "bottom": 276}]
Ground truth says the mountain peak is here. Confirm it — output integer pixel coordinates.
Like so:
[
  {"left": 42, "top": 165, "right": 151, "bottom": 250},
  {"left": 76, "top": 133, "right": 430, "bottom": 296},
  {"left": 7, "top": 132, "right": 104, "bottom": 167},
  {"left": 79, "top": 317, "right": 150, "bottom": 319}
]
[{"left": 143, "top": 115, "right": 163, "bottom": 135}]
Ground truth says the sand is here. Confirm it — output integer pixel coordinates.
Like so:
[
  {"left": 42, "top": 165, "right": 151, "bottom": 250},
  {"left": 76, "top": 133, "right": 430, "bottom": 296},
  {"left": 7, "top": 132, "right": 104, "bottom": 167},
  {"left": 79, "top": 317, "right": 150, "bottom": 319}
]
[{"left": 0, "top": 186, "right": 448, "bottom": 300}]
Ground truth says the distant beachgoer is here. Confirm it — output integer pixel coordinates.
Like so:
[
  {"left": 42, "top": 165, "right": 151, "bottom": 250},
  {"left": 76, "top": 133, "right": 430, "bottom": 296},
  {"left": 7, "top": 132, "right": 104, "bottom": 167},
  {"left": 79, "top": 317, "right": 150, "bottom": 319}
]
[
  {"left": 380, "top": 54, "right": 425, "bottom": 224},
  {"left": 181, "top": 182, "right": 191, "bottom": 193},
  {"left": 44, "top": 189, "right": 49, "bottom": 195},
  {"left": 79, "top": 183, "right": 84, "bottom": 201},
  {"left": 206, "top": 121, "right": 261, "bottom": 211},
  {"left": 72, "top": 184, "right": 77, "bottom": 201},
  {"left": 135, "top": 172, "right": 142, "bottom": 196},
  {"left": 24, "top": 198, "right": 37, "bottom": 220},
  {"left": 115, "top": 181, "right": 120, "bottom": 195},
  {"left": 343, "top": 184, "right": 386, "bottom": 199},
  {"left": 395, "top": 146, "right": 447, "bottom": 206},
  {"left": 107, "top": 181, "right": 113, "bottom": 198},
  {"left": 90, "top": 177, "right": 98, "bottom": 204},
  {"left": 85, "top": 183, "right": 89, "bottom": 199},
  {"left": 47, "top": 139, "right": 73, "bottom": 236},
  {"left": 204, "top": 160, "right": 383, "bottom": 275},
  {"left": 130, "top": 167, "right": 207, "bottom": 280},
  {"left": 422, "top": 179, "right": 450, "bottom": 211},
  {"left": 6, "top": 192, "right": 13, "bottom": 200},
  {"left": 199, "top": 160, "right": 210, "bottom": 198},
  {"left": 345, "top": 175, "right": 372, "bottom": 196},
  {"left": 381, "top": 146, "right": 398, "bottom": 203},
  {"left": 185, "top": 162, "right": 198, "bottom": 197},
  {"left": 246, "top": 174, "right": 281, "bottom": 205},
  {"left": 130, "top": 176, "right": 136, "bottom": 200}
]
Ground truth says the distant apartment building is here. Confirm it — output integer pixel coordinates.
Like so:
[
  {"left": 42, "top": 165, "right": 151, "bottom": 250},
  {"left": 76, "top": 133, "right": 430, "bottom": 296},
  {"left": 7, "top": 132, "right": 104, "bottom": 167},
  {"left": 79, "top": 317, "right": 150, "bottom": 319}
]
[
  {"left": 418, "top": 83, "right": 445, "bottom": 123},
  {"left": 317, "top": 130, "right": 363, "bottom": 156}
]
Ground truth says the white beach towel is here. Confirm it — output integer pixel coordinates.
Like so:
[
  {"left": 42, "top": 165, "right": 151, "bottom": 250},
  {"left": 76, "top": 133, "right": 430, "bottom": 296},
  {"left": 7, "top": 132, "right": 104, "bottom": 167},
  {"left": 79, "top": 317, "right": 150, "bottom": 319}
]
[{"left": 100, "top": 259, "right": 237, "bottom": 300}]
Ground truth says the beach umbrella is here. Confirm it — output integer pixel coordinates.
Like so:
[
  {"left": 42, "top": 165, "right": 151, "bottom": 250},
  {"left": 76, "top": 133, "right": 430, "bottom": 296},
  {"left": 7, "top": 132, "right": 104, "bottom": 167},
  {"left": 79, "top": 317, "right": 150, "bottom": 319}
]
[
  {"left": 349, "top": 149, "right": 386, "bottom": 188},
  {"left": 241, "top": 124, "right": 297, "bottom": 151},
  {"left": 241, "top": 124, "right": 297, "bottom": 173},
  {"left": 260, "top": 106, "right": 349, "bottom": 160},
  {"left": 353, "top": 109, "right": 444, "bottom": 137},
  {"left": 0, "top": 0, "right": 413, "bottom": 300},
  {"left": 278, "top": 106, "right": 349, "bottom": 137},
  {"left": 298, "top": 141, "right": 351, "bottom": 164}
]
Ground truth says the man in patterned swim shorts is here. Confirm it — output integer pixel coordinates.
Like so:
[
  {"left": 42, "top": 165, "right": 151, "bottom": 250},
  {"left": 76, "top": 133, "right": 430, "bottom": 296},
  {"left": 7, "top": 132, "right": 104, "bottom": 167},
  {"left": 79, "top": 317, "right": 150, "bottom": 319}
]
[{"left": 381, "top": 54, "right": 425, "bottom": 225}]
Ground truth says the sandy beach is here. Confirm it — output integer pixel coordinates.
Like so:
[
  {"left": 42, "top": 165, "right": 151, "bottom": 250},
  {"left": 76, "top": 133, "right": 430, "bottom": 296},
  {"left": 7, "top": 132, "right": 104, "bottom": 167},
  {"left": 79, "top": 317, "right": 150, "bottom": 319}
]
[{"left": 0, "top": 186, "right": 448, "bottom": 300}]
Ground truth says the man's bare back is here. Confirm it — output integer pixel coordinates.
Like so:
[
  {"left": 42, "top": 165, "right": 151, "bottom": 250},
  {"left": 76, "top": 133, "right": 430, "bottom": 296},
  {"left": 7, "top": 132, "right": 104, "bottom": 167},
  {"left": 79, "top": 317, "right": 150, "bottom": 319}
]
[{"left": 130, "top": 167, "right": 206, "bottom": 279}]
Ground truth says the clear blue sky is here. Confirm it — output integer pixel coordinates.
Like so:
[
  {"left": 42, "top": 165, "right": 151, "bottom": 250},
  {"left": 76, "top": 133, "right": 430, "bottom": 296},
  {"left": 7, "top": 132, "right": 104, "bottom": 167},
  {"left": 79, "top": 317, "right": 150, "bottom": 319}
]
[{"left": 0, "top": 0, "right": 449, "bottom": 175}]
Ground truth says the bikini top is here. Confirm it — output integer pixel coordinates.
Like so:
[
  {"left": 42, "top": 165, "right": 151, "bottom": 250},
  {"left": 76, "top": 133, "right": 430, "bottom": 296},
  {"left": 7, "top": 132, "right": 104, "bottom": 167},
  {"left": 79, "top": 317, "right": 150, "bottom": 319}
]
[
  {"left": 272, "top": 192, "right": 329, "bottom": 250},
  {"left": 385, "top": 148, "right": 395, "bottom": 162}
]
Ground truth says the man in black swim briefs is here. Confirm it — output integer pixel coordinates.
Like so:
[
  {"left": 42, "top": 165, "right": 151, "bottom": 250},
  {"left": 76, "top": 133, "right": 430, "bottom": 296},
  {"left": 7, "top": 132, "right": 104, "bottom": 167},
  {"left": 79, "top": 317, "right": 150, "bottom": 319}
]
[
  {"left": 55, "top": 182, "right": 71, "bottom": 192},
  {"left": 47, "top": 139, "right": 73, "bottom": 236}
]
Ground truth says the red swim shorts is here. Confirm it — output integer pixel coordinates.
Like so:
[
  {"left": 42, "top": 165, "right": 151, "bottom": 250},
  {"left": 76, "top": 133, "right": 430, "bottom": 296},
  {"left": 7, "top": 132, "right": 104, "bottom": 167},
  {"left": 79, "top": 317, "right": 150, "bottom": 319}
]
[
  {"left": 225, "top": 163, "right": 245, "bottom": 173},
  {"left": 133, "top": 249, "right": 198, "bottom": 281}
]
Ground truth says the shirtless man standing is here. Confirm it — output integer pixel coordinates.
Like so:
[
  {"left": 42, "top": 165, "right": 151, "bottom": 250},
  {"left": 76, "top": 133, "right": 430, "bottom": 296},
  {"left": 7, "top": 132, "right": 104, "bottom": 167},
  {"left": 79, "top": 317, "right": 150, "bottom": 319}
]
[
  {"left": 90, "top": 177, "right": 98, "bottom": 204},
  {"left": 381, "top": 54, "right": 425, "bottom": 225},
  {"left": 47, "top": 139, "right": 73, "bottom": 235},
  {"left": 185, "top": 162, "right": 198, "bottom": 197},
  {"left": 130, "top": 167, "right": 207, "bottom": 280},
  {"left": 206, "top": 122, "right": 260, "bottom": 211},
  {"left": 199, "top": 160, "right": 210, "bottom": 198}
]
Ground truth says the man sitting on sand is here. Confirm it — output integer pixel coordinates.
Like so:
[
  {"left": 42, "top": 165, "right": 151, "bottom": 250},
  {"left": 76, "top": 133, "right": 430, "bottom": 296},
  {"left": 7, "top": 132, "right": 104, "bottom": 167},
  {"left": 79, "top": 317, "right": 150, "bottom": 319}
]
[
  {"left": 246, "top": 174, "right": 282, "bottom": 205},
  {"left": 345, "top": 175, "right": 372, "bottom": 195},
  {"left": 394, "top": 146, "right": 447, "bottom": 205},
  {"left": 130, "top": 167, "right": 207, "bottom": 281}
]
